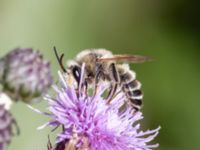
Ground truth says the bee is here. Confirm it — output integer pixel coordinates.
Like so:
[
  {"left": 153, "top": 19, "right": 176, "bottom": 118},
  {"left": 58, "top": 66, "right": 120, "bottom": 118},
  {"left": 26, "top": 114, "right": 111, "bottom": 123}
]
[{"left": 54, "top": 47, "right": 151, "bottom": 112}]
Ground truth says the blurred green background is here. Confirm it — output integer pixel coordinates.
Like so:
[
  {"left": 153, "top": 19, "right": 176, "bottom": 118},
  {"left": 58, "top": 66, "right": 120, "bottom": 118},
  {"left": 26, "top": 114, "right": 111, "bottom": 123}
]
[{"left": 0, "top": 0, "right": 199, "bottom": 150}]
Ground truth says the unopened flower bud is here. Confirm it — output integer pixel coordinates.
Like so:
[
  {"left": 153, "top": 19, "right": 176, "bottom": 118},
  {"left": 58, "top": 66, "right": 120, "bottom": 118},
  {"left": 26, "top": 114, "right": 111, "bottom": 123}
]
[{"left": 0, "top": 48, "right": 53, "bottom": 103}]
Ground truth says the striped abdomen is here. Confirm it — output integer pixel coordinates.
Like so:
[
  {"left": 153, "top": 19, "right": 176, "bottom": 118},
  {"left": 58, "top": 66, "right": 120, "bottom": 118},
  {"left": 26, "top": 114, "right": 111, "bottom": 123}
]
[{"left": 120, "top": 70, "right": 143, "bottom": 111}]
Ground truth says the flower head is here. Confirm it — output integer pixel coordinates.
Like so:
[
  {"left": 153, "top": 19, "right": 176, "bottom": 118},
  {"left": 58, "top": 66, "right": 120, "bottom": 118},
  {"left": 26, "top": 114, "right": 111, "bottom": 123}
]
[
  {"left": 32, "top": 64, "right": 160, "bottom": 150},
  {"left": 0, "top": 48, "right": 53, "bottom": 103}
]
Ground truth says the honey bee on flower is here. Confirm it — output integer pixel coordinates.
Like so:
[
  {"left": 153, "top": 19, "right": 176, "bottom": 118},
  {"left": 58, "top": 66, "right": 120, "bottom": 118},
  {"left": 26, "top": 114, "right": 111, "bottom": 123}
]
[{"left": 30, "top": 58, "right": 160, "bottom": 150}]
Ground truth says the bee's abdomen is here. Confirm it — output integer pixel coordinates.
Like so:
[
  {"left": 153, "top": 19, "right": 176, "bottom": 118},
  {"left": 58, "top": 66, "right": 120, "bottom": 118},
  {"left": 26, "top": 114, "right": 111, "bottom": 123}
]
[{"left": 122, "top": 79, "right": 143, "bottom": 111}]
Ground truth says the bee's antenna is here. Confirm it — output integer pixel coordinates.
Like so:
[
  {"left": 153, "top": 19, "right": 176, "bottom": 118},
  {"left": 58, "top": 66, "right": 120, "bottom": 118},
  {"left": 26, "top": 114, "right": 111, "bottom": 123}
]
[{"left": 53, "top": 46, "right": 67, "bottom": 72}]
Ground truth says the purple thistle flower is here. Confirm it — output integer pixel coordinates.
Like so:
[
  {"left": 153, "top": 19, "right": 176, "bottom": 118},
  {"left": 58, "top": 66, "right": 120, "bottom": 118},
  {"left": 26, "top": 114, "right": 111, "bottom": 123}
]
[{"left": 31, "top": 64, "right": 160, "bottom": 150}]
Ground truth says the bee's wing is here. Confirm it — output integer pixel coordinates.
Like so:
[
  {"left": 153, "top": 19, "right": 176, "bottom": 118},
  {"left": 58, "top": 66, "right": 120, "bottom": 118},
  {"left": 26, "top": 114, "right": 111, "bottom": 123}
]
[{"left": 97, "top": 54, "right": 152, "bottom": 63}]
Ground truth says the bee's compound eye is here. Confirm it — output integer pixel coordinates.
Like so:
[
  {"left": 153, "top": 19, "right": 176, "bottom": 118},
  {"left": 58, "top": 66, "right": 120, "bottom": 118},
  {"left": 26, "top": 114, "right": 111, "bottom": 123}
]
[{"left": 72, "top": 66, "right": 81, "bottom": 83}]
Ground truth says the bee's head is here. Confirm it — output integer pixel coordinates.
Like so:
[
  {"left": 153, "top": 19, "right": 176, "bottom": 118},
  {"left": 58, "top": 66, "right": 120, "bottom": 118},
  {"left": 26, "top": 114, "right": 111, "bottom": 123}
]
[{"left": 67, "top": 63, "right": 95, "bottom": 85}]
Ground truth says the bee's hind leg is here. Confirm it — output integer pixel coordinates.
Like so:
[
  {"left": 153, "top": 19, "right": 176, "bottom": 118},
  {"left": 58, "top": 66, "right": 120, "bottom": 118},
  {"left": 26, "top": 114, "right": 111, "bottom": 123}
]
[
  {"left": 94, "top": 65, "right": 104, "bottom": 96},
  {"left": 107, "top": 63, "right": 120, "bottom": 104}
]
